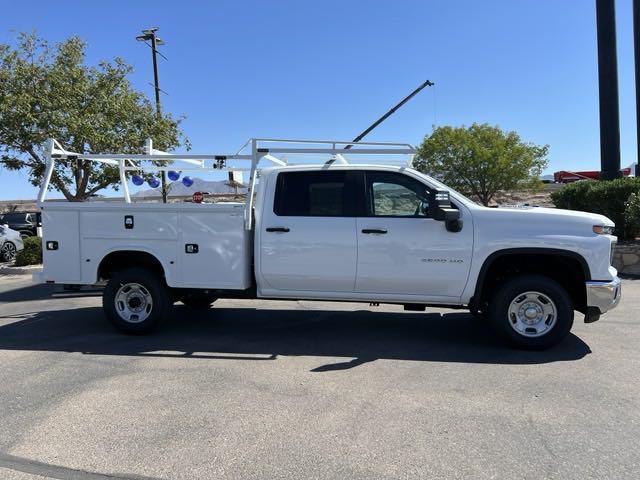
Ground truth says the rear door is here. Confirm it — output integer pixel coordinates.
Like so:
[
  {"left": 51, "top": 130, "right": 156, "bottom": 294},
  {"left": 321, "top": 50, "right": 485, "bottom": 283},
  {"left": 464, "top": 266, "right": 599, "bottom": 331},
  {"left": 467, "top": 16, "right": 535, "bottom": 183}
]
[
  {"left": 356, "top": 170, "right": 473, "bottom": 298},
  {"left": 259, "top": 170, "right": 360, "bottom": 293}
]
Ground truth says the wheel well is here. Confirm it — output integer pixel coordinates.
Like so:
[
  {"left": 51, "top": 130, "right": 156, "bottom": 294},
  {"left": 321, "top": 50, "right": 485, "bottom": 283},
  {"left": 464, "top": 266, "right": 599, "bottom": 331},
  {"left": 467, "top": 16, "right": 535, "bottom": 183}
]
[
  {"left": 474, "top": 251, "right": 588, "bottom": 313},
  {"left": 97, "top": 251, "right": 165, "bottom": 282}
]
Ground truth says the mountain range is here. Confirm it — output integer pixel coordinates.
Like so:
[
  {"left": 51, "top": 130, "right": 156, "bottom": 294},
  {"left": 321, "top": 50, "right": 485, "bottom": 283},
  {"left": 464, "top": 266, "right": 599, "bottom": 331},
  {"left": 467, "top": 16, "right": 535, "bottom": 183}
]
[{"left": 133, "top": 178, "right": 247, "bottom": 197}]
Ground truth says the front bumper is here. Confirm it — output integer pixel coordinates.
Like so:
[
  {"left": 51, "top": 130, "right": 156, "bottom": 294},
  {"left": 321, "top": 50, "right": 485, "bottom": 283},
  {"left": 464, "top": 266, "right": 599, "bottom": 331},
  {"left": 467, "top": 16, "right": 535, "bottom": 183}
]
[{"left": 586, "top": 277, "right": 621, "bottom": 315}]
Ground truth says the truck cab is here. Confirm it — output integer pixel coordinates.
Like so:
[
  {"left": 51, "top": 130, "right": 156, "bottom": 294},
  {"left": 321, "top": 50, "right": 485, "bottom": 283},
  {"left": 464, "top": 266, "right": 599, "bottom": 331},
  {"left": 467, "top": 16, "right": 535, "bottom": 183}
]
[{"left": 255, "top": 165, "right": 473, "bottom": 303}]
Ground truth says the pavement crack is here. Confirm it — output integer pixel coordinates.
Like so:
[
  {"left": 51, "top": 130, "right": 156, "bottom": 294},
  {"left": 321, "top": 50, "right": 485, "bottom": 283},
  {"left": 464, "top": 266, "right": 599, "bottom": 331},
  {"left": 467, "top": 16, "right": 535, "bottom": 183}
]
[
  {"left": 526, "top": 414, "right": 560, "bottom": 480},
  {"left": 0, "top": 452, "right": 166, "bottom": 480}
]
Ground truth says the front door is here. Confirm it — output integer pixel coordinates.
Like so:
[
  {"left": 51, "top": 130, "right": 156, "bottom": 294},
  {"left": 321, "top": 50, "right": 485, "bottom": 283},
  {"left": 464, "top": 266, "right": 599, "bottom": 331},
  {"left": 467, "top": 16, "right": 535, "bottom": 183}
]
[
  {"left": 259, "top": 170, "right": 360, "bottom": 293},
  {"left": 356, "top": 170, "right": 473, "bottom": 299}
]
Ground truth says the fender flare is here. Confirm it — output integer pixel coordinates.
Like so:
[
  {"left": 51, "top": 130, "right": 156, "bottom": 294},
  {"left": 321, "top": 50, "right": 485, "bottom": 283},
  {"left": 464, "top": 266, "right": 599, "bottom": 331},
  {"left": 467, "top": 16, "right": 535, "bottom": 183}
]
[
  {"left": 95, "top": 247, "right": 171, "bottom": 284},
  {"left": 471, "top": 247, "right": 591, "bottom": 307}
]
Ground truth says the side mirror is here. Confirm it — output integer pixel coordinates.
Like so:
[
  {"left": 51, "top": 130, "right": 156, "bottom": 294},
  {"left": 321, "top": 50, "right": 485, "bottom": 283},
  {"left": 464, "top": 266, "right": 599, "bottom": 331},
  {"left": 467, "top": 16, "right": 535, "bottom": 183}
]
[{"left": 428, "top": 189, "right": 463, "bottom": 232}]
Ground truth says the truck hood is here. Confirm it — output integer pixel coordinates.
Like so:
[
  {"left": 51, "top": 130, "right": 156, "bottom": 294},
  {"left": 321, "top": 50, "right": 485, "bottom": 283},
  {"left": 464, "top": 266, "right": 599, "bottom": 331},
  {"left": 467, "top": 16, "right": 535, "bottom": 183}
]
[
  {"left": 498, "top": 206, "right": 614, "bottom": 226},
  {"left": 471, "top": 206, "right": 615, "bottom": 236}
]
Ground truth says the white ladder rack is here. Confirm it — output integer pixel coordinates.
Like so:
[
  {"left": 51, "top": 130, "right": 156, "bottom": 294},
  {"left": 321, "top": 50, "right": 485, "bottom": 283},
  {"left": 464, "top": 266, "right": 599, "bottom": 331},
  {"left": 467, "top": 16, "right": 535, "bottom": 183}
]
[{"left": 38, "top": 138, "right": 416, "bottom": 230}]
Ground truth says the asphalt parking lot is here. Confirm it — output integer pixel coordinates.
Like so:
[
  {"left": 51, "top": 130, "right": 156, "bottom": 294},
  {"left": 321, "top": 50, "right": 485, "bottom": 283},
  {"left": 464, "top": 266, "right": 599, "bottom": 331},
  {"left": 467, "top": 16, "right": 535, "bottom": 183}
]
[{"left": 0, "top": 274, "right": 638, "bottom": 480}]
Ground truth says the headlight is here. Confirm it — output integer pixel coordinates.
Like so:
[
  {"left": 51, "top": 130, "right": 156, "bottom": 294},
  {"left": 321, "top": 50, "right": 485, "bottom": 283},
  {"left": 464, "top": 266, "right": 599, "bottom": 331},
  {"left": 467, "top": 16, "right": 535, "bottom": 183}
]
[{"left": 593, "top": 225, "right": 614, "bottom": 235}]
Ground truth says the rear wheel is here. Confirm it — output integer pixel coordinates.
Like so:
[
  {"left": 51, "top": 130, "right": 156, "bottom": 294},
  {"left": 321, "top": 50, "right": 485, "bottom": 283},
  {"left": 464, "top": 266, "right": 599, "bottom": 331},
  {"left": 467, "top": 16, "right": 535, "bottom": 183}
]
[
  {"left": 488, "top": 274, "right": 573, "bottom": 350},
  {"left": 103, "top": 268, "right": 170, "bottom": 334}
]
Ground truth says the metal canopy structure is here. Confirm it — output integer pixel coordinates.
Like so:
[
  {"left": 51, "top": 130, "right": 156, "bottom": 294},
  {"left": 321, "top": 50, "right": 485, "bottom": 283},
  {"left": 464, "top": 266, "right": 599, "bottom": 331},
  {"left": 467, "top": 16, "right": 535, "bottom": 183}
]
[{"left": 38, "top": 138, "right": 416, "bottom": 229}]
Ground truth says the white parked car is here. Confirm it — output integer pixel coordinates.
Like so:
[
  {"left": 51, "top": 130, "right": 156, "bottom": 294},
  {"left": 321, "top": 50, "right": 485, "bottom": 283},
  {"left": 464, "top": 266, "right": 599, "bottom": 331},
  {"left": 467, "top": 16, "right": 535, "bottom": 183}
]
[
  {"left": 0, "top": 224, "right": 24, "bottom": 262},
  {"left": 33, "top": 138, "right": 621, "bottom": 350}
]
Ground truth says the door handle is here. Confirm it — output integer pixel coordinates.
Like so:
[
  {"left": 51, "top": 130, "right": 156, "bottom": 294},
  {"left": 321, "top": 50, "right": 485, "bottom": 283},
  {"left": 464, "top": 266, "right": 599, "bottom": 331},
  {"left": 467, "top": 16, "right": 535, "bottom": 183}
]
[
  {"left": 361, "top": 228, "right": 388, "bottom": 234},
  {"left": 266, "top": 227, "right": 290, "bottom": 233}
]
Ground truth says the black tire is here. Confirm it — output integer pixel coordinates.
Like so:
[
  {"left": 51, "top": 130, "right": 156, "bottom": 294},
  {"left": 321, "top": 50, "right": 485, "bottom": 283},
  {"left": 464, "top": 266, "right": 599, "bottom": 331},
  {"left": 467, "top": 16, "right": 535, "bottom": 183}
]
[
  {"left": 488, "top": 274, "right": 574, "bottom": 350},
  {"left": 180, "top": 292, "right": 217, "bottom": 309},
  {"left": 102, "top": 267, "right": 170, "bottom": 334},
  {"left": 1, "top": 241, "right": 17, "bottom": 262}
]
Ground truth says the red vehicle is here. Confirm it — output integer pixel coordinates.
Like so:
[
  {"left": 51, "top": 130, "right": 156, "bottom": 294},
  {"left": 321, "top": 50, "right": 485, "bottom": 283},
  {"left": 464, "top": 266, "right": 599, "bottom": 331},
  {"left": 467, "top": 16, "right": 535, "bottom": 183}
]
[{"left": 554, "top": 168, "right": 632, "bottom": 183}]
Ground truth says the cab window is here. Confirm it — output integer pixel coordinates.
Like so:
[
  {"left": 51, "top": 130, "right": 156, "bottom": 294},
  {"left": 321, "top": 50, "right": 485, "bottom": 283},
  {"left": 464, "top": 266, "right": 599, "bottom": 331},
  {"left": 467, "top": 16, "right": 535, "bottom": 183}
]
[{"left": 274, "top": 171, "right": 359, "bottom": 217}]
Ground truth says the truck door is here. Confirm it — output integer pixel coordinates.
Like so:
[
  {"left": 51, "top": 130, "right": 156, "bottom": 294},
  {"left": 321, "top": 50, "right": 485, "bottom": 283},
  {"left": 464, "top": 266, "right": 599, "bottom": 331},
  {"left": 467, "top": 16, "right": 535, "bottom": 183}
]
[
  {"left": 259, "top": 170, "right": 359, "bottom": 292},
  {"left": 356, "top": 170, "right": 473, "bottom": 299}
]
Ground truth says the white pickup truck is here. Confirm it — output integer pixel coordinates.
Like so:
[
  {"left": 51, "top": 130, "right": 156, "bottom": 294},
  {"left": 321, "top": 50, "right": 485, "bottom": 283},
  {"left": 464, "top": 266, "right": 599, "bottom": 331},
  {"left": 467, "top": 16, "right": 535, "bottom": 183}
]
[{"left": 35, "top": 138, "right": 621, "bottom": 349}]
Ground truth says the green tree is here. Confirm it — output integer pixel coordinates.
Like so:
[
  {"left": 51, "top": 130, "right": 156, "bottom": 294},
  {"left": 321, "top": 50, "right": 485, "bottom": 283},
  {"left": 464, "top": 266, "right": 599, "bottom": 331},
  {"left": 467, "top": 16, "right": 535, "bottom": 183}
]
[
  {"left": 0, "top": 33, "right": 188, "bottom": 201},
  {"left": 415, "top": 123, "right": 549, "bottom": 206}
]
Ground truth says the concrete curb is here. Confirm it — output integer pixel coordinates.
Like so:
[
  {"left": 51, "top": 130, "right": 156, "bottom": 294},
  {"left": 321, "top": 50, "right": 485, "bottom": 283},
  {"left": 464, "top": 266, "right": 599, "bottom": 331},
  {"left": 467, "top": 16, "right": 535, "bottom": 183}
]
[{"left": 0, "top": 264, "right": 42, "bottom": 276}]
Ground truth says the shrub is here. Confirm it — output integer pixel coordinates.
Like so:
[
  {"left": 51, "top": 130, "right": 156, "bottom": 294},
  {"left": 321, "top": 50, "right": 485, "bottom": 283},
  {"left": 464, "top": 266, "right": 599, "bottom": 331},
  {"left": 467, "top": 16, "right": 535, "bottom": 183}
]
[
  {"left": 625, "top": 192, "right": 640, "bottom": 239},
  {"left": 550, "top": 177, "right": 640, "bottom": 240},
  {"left": 14, "top": 236, "right": 42, "bottom": 266}
]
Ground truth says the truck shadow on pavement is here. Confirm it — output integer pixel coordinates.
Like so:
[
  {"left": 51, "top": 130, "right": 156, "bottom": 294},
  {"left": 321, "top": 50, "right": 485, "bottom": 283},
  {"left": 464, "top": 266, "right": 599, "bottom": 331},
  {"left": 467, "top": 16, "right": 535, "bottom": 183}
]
[
  {"left": 0, "top": 282, "right": 57, "bottom": 302},
  {"left": 0, "top": 302, "right": 592, "bottom": 370}
]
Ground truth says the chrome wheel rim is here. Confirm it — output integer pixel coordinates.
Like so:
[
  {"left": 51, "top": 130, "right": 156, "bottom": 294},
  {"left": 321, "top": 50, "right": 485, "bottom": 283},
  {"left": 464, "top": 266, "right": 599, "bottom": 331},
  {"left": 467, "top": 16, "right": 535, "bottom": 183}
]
[
  {"left": 1, "top": 242, "right": 16, "bottom": 261},
  {"left": 115, "top": 282, "right": 153, "bottom": 323},
  {"left": 507, "top": 291, "right": 557, "bottom": 338}
]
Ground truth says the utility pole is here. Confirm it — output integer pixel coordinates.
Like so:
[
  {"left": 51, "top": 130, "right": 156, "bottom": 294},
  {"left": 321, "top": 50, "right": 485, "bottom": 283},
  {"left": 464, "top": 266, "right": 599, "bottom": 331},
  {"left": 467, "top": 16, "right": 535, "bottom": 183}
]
[
  {"left": 136, "top": 27, "right": 168, "bottom": 202},
  {"left": 634, "top": 0, "right": 640, "bottom": 176},
  {"left": 595, "top": 0, "right": 622, "bottom": 180}
]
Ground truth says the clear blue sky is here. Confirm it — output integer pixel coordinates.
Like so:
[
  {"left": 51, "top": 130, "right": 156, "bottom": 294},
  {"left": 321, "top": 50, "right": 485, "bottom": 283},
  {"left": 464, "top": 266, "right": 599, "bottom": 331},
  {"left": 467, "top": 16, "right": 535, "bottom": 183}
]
[{"left": 0, "top": 0, "right": 637, "bottom": 199}]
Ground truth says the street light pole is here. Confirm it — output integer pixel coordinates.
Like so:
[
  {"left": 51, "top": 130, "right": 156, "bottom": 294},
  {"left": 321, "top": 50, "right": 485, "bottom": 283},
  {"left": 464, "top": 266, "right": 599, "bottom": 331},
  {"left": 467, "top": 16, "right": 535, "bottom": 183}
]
[
  {"left": 137, "top": 27, "right": 167, "bottom": 202},
  {"left": 595, "top": 0, "right": 622, "bottom": 180},
  {"left": 344, "top": 80, "right": 434, "bottom": 150}
]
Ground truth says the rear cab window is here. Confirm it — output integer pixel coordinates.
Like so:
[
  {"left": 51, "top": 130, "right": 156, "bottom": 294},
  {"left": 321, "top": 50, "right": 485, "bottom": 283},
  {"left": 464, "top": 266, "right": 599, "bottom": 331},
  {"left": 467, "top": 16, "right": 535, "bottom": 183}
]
[{"left": 274, "top": 171, "right": 360, "bottom": 217}]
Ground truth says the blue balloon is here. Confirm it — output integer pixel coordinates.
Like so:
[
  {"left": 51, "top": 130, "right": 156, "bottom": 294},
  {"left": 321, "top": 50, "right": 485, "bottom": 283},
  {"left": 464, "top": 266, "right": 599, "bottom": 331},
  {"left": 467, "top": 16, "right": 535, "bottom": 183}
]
[
  {"left": 182, "top": 176, "right": 193, "bottom": 187},
  {"left": 168, "top": 170, "right": 180, "bottom": 181},
  {"left": 148, "top": 177, "right": 160, "bottom": 188},
  {"left": 132, "top": 175, "right": 144, "bottom": 186}
]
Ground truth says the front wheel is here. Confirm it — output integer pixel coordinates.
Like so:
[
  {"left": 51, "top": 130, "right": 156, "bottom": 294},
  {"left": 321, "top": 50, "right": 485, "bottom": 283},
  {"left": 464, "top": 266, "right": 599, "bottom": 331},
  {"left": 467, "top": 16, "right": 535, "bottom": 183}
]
[
  {"left": 488, "top": 274, "right": 574, "bottom": 350},
  {"left": 103, "top": 268, "right": 170, "bottom": 334}
]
